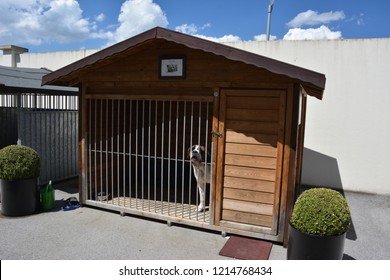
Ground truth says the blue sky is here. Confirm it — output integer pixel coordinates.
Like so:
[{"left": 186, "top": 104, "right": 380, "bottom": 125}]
[{"left": 0, "top": 0, "right": 389, "bottom": 53}]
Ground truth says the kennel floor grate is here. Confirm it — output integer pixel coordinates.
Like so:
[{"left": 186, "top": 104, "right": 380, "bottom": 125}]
[{"left": 93, "top": 197, "right": 211, "bottom": 223}]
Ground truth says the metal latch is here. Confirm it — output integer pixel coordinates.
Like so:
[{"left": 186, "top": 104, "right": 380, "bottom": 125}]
[{"left": 211, "top": 131, "right": 223, "bottom": 138}]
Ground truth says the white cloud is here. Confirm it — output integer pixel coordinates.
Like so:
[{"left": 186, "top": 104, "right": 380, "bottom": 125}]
[
  {"left": 0, "top": 0, "right": 169, "bottom": 47},
  {"left": 287, "top": 10, "right": 346, "bottom": 28},
  {"left": 0, "top": 0, "right": 93, "bottom": 45},
  {"left": 347, "top": 13, "right": 365, "bottom": 26},
  {"left": 95, "top": 13, "right": 105, "bottom": 22},
  {"left": 175, "top": 23, "right": 211, "bottom": 35},
  {"left": 175, "top": 23, "right": 240, "bottom": 43},
  {"left": 106, "top": 0, "right": 168, "bottom": 45},
  {"left": 283, "top": 25, "right": 342, "bottom": 40},
  {"left": 176, "top": 24, "right": 199, "bottom": 35},
  {"left": 194, "top": 34, "right": 241, "bottom": 43}
]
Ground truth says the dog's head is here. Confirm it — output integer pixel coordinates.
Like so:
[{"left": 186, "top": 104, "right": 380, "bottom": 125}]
[{"left": 188, "top": 145, "right": 207, "bottom": 166}]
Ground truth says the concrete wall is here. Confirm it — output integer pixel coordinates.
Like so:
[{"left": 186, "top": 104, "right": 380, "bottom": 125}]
[
  {"left": 0, "top": 49, "right": 100, "bottom": 71},
  {"left": 226, "top": 39, "right": 390, "bottom": 195},
  {"left": 1, "top": 38, "right": 389, "bottom": 195}
]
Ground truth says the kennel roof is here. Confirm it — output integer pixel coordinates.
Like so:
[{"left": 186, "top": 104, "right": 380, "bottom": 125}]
[{"left": 42, "top": 27, "right": 325, "bottom": 99}]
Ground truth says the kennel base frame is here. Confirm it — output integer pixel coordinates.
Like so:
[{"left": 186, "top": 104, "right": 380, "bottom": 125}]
[{"left": 83, "top": 199, "right": 282, "bottom": 242}]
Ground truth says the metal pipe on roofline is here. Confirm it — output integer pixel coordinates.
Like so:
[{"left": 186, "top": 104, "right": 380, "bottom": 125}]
[{"left": 266, "top": 0, "right": 275, "bottom": 41}]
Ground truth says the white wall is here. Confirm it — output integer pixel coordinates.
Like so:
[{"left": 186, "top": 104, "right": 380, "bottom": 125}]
[
  {"left": 2, "top": 38, "right": 389, "bottom": 195},
  {"left": 227, "top": 39, "right": 390, "bottom": 195},
  {"left": 0, "top": 49, "right": 100, "bottom": 71}
]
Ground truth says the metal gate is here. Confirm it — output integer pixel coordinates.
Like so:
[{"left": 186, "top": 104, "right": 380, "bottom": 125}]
[
  {"left": 85, "top": 96, "right": 214, "bottom": 225},
  {"left": 0, "top": 92, "right": 79, "bottom": 184}
]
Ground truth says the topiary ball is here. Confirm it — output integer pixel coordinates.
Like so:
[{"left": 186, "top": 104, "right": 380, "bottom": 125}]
[
  {"left": 290, "top": 188, "right": 351, "bottom": 236},
  {"left": 0, "top": 145, "right": 40, "bottom": 181}
]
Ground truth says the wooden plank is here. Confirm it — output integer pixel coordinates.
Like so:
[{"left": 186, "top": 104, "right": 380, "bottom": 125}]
[
  {"left": 226, "top": 120, "right": 279, "bottom": 134},
  {"left": 86, "top": 93, "right": 213, "bottom": 102},
  {"left": 219, "top": 220, "right": 273, "bottom": 235},
  {"left": 225, "top": 143, "right": 277, "bottom": 157},
  {"left": 226, "top": 108, "right": 279, "bottom": 122},
  {"left": 210, "top": 89, "right": 220, "bottom": 225},
  {"left": 224, "top": 176, "right": 275, "bottom": 193},
  {"left": 224, "top": 154, "right": 276, "bottom": 169},
  {"left": 224, "top": 165, "right": 276, "bottom": 181},
  {"left": 223, "top": 188, "right": 274, "bottom": 204},
  {"left": 222, "top": 209, "right": 273, "bottom": 228},
  {"left": 227, "top": 96, "right": 280, "bottom": 110},
  {"left": 282, "top": 84, "right": 300, "bottom": 245},
  {"left": 225, "top": 130, "right": 277, "bottom": 146},
  {"left": 222, "top": 198, "right": 273, "bottom": 215},
  {"left": 214, "top": 90, "right": 227, "bottom": 225}
]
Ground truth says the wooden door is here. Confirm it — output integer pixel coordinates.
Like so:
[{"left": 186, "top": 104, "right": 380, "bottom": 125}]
[{"left": 215, "top": 89, "right": 286, "bottom": 236}]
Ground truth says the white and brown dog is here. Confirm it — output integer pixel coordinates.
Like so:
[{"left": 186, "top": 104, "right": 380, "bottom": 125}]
[{"left": 188, "top": 145, "right": 211, "bottom": 212}]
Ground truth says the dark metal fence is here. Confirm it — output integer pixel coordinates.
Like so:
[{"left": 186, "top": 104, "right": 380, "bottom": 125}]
[{"left": 0, "top": 92, "right": 79, "bottom": 185}]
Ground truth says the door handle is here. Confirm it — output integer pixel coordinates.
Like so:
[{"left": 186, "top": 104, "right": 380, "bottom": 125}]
[{"left": 211, "top": 131, "right": 223, "bottom": 138}]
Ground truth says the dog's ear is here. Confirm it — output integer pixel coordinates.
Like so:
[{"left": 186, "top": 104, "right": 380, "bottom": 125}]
[{"left": 187, "top": 146, "right": 192, "bottom": 158}]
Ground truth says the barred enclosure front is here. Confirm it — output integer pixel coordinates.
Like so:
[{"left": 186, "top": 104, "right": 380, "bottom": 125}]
[{"left": 85, "top": 97, "right": 213, "bottom": 224}]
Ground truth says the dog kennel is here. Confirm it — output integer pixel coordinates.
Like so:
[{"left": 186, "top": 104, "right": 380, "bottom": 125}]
[{"left": 43, "top": 27, "right": 325, "bottom": 244}]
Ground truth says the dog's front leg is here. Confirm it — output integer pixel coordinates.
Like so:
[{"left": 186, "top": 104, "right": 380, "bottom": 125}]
[{"left": 197, "top": 180, "right": 205, "bottom": 212}]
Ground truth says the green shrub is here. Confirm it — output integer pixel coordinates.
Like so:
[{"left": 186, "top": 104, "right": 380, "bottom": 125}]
[
  {"left": 290, "top": 188, "right": 351, "bottom": 236},
  {"left": 0, "top": 145, "right": 40, "bottom": 181}
]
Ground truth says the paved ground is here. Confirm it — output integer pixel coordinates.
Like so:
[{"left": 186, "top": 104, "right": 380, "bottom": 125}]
[{"left": 0, "top": 180, "right": 389, "bottom": 260}]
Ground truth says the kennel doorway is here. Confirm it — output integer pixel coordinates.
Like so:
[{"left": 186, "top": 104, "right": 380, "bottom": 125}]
[
  {"left": 215, "top": 89, "right": 287, "bottom": 237},
  {"left": 84, "top": 95, "right": 214, "bottom": 225}
]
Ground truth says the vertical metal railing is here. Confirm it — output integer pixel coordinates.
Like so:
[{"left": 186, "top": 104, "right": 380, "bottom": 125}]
[
  {"left": 85, "top": 97, "right": 213, "bottom": 224},
  {"left": 0, "top": 91, "right": 78, "bottom": 185}
]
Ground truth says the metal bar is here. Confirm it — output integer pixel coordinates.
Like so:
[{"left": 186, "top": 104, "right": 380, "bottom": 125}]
[
  {"left": 111, "top": 99, "right": 114, "bottom": 204},
  {"left": 141, "top": 100, "right": 145, "bottom": 210},
  {"left": 53, "top": 94, "right": 57, "bottom": 179},
  {"left": 174, "top": 101, "right": 179, "bottom": 215},
  {"left": 203, "top": 101, "right": 210, "bottom": 222},
  {"left": 106, "top": 99, "right": 109, "bottom": 203},
  {"left": 188, "top": 101, "right": 194, "bottom": 218},
  {"left": 154, "top": 100, "right": 158, "bottom": 212},
  {"left": 65, "top": 95, "right": 68, "bottom": 178},
  {"left": 100, "top": 99, "right": 103, "bottom": 200},
  {"left": 148, "top": 100, "right": 151, "bottom": 211},
  {"left": 160, "top": 101, "right": 165, "bottom": 214},
  {"left": 196, "top": 102, "right": 202, "bottom": 221},
  {"left": 117, "top": 99, "right": 120, "bottom": 205},
  {"left": 87, "top": 100, "right": 91, "bottom": 199},
  {"left": 94, "top": 98, "right": 97, "bottom": 200},
  {"left": 129, "top": 100, "right": 133, "bottom": 206},
  {"left": 42, "top": 94, "right": 47, "bottom": 183},
  {"left": 135, "top": 100, "right": 139, "bottom": 209},
  {"left": 167, "top": 101, "right": 172, "bottom": 215},
  {"left": 59, "top": 94, "right": 63, "bottom": 179},
  {"left": 181, "top": 101, "right": 187, "bottom": 218},
  {"left": 123, "top": 99, "right": 127, "bottom": 206}
]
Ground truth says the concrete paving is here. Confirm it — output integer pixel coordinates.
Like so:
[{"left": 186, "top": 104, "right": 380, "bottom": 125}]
[{"left": 0, "top": 180, "right": 389, "bottom": 260}]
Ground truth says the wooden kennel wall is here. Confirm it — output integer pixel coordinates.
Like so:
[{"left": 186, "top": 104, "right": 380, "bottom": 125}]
[{"left": 43, "top": 27, "right": 325, "bottom": 244}]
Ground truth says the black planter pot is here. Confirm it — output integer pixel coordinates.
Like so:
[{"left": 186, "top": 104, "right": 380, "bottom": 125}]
[
  {"left": 0, "top": 178, "right": 39, "bottom": 216},
  {"left": 287, "top": 223, "right": 346, "bottom": 260}
]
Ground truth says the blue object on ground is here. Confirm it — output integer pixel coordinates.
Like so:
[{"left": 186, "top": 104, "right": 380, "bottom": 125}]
[{"left": 61, "top": 197, "right": 80, "bottom": 211}]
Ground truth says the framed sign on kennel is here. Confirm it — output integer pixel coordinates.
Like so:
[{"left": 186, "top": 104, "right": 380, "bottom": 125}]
[{"left": 43, "top": 27, "right": 325, "bottom": 245}]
